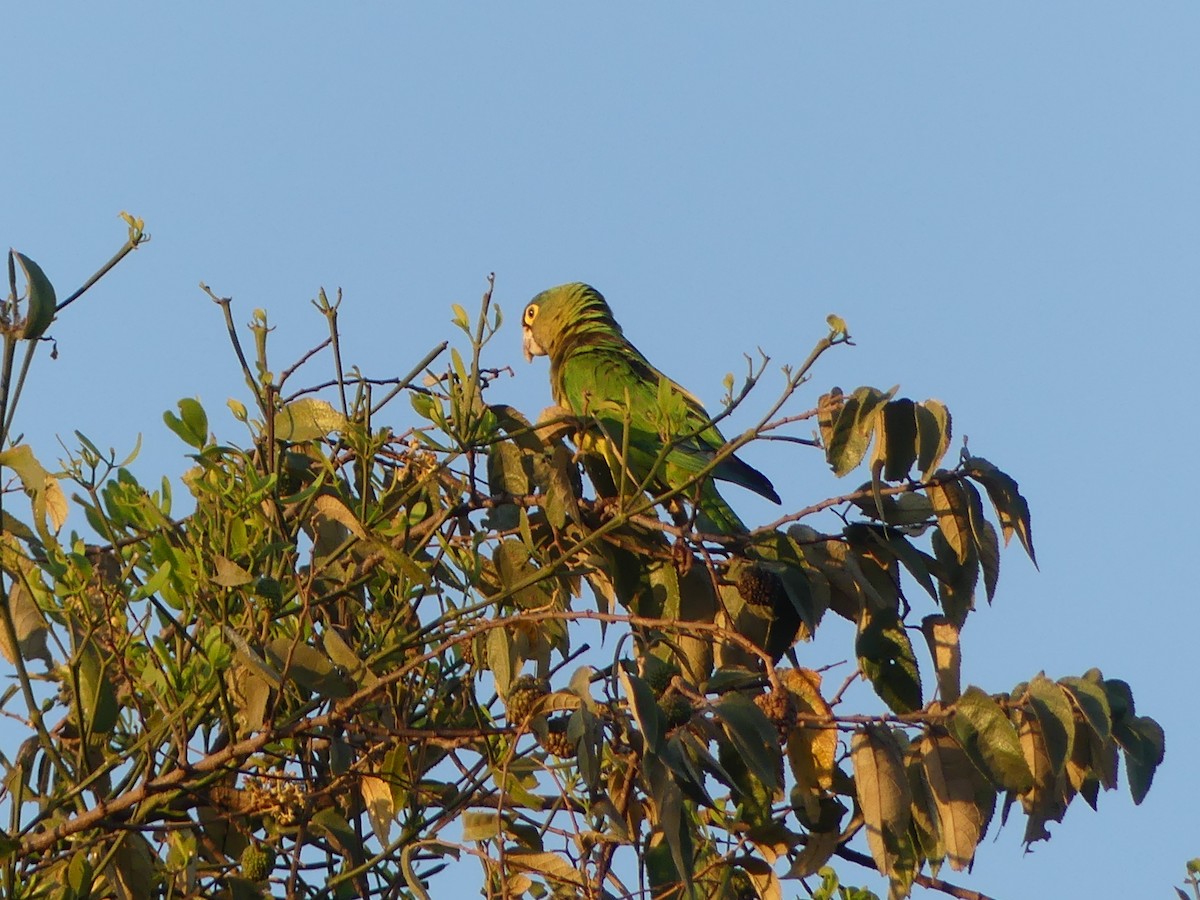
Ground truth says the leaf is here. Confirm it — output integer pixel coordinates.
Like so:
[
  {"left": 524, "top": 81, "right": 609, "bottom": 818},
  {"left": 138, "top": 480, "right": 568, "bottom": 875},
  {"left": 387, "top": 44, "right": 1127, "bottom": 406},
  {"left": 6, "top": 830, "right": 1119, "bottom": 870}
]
[
  {"left": 212, "top": 556, "right": 253, "bottom": 588},
  {"left": 782, "top": 668, "right": 836, "bottom": 794},
  {"left": 1114, "top": 714, "right": 1165, "bottom": 805},
  {"left": 825, "top": 386, "right": 892, "bottom": 477},
  {"left": 851, "top": 725, "right": 912, "bottom": 879},
  {"left": 915, "top": 400, "right": 952, "bottom": 480},
  {"left": 926, "top": 476, "right": 972, "bottom": 565},
  {"left": 312, "top": 494, "right": 368, "bottom": 541},
  {"left": 906, "top": 740, "right": 945, "bottom": 876},
  {"left": 881, "top": 398, "right": 918, "bottom": 482},
  {"left": 273, "top": 397, "right": 347, "bottom": 442},
  {"left": 1058, "top": 675, "right": 1112, "bottom": 746},
  {"left": 266, "top": 637, "right": 355, "bottom": 699},
  {"left": 493, "top": 539, "right": 554, "bottom": 610},
  {"left": 361, "top": 775, "right": 394, "bottom": 845},
  {"left": 919, "top": 615, "right": 961, "bottom": 704},
  {"left": 487, "top": 627, "right": 514, "bottom": 696},
  {"left": 506, "top": 851, "right": 587, "bottom": 890},
  {"left": 0, "top": 580, "right": 52, "bottom": 668},
  {"left": 713, "top": 693, "right": 782, "bottom": 796},
  {"left": 919, "top": 731, "right": 985, "bottom": 872},
  {"left": 1016, "top": 705, "right": 1065, "bottom": 844},
  {"left": 163, "top": 398, "right": 208, "bottom": 449},
  {"left": 618, "top": 667, "right": 663, "bottom": 753},
  {"left": 856, "top": 605, "right": 922, "bottom": 714},
  {"left": 856, "top": 525, "right": 937, "bottom": 602},
  {"left": 0, "top": 444, "right": 67, "bottom": 537},
  {"left": 1026, "top": 675, "right": 1075, "bottom": 783},
  {"left": 950, "top": 686, "right": 1032, "bottom": 793},
  {"left": 12, "top": 251, "right": 57, "bottom": 339},
  {"left": 309, "top": 807, "right": 361, "bottom": 860},
  {"left": 78, "top": 642, "right": 118, "bottom": 736},
  {"left": 930, "top": 528, "right": 977, "bottom": 629},
  {"left": 486, "top": 440, "right": 531, "bottom": 497},
  {"left": 963, "top": 457, "right": 1037, "bottom": 568}
]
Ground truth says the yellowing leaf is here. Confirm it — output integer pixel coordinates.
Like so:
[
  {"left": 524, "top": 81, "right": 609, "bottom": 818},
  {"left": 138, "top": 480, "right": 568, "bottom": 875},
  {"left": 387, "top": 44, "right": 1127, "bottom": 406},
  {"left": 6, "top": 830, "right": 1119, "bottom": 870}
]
[
  {"left": 0, "top": 580, "right": 51, "bottom": 667},
  {"left": 927, "top": 477, "right": 972, "bottom": 565},
  {"left": 915, "top": 400, "right": 951, "bottom": 479},
  {"left": 272, "top": 398, "right": 347, "bottom": 442},
  {"left": 361, "top": 775, "right": 394, "bottom": 844},
  {"left": 312, "top": 494, "right": 367, "bottom": 541},
  {"left": 919, "top": 731, "right": 984, "bottom": 872},
  {"left": 43, "top": 476, "right": 67, "bottom": 532},
  {"left": 0, "top": 444, "right": 66, "bottom": 537},
  {"left": 850, "top": 725, "right": 912, "bottom": 879},
  {"left": 782, "top": 668, "right": 836, "bottom": 793},
  {"left": 919, "top": 615, "right": 961, "bottom": 704},
  {"left": 212, "top": 555, "right": 253, "bottom": 588}
]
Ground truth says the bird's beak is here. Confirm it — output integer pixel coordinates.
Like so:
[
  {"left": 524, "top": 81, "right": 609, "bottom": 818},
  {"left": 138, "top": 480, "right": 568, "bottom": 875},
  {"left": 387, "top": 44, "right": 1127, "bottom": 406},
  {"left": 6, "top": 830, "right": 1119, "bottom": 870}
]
[{"left": 522, "top": 327, "right": 545, "bottom": 363}]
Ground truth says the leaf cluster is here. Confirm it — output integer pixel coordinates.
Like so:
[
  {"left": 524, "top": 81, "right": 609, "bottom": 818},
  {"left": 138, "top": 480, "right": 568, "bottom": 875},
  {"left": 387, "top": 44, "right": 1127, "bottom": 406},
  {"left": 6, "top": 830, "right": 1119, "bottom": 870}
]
[{"left": 0, "top": 248, "right": 1164, "bottom": 900}]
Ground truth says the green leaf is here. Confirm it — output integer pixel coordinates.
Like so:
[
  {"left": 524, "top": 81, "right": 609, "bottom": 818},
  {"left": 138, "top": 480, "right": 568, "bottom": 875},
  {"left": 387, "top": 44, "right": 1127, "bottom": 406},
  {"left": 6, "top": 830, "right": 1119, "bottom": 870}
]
[
  {"left": 1058, "top": 675, "right": 1112, "bottom": 746},
  {"left": 266, "top": 638, "right": 355, "bottom": 699},
  {"left": 163, "top": 399, "right": 208, "bottom": 449},
  {"left": 712, "top": 692, "right": 782, "bottom": 795},
  {"left": 825, "top": 386, "right": 892, "bottom": 477},
  {"left": 856, "top": 606, "right": 922, "bottom": 714},
  {"left": 272, "top": 398, "right": 346, "bottom": 442},
  {"left": 78, "top": 642, "right": 118, "bottom": 737},
  {"left": 619, "top": 667, "right": 663, "bottom": 753},
  {"left": 854, "top": 525, "right": 937, "bottom": 602},
  {"left": 881, "top": 398, "right": 918, "bottom": 482},
  {"left": 12, "top": 251, "right": 57, "bottom": 339},
  {"left": 1026, "top": 675, "right": 1075, "bottom": 782},
  {"left": 950, "top": 686, "right": 1033, "bottom": 793},
  {"left": 309, "top": 807, "right": 361, "bottom": 859},
  {"left": 493, "top": 539, "right": 553, "bottom": 610},
  {"left": 1114, "top": 714, "right": 1164, "bottom": 805},
  {"left": 930, "top": 529, "right": 978, "bottom": 629},
  {"left": 963, "top": 457, "right": 1037, "bottom": 568}
]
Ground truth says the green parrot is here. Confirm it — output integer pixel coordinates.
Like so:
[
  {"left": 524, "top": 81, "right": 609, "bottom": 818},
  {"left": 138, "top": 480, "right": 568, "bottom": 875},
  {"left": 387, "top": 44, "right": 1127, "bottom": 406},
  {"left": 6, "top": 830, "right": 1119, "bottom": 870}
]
[{"left": 521, "top": 282, "right": 780, "bottom": 535}]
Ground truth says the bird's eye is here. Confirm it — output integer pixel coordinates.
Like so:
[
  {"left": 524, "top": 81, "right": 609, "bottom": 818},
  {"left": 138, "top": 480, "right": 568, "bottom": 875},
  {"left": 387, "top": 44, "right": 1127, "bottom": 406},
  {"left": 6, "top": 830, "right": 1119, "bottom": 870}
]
[{"left": 524, "top": 304, "right": 539, "bottom": 325}]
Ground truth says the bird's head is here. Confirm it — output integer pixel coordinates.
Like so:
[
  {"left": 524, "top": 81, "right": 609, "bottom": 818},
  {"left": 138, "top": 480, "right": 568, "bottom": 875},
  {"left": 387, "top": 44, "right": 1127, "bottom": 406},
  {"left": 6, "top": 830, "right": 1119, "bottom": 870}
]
[{"left": 522, "top": 282, "right": 619, "bottom": 363}]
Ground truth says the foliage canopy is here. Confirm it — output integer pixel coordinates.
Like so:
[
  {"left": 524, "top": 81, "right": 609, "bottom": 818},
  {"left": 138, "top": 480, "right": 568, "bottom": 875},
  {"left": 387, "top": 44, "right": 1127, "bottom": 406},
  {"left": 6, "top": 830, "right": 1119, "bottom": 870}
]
[{"left": 0, "top": 227, "right": 1164, "bottom": 899}]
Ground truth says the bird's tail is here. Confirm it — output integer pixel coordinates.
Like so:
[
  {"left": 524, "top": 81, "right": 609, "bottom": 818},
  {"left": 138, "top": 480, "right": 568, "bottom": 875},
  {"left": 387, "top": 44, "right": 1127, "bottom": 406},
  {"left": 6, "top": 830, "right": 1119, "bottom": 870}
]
[{"left": 695, "top": 481, "right": 749, "bottom": 535}]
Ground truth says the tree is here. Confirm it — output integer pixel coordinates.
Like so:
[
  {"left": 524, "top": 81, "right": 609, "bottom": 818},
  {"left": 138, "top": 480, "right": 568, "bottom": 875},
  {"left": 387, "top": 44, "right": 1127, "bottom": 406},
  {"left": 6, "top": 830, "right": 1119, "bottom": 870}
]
[{"left": 0, "top": 225, "right": 1164, "bottom": 899}]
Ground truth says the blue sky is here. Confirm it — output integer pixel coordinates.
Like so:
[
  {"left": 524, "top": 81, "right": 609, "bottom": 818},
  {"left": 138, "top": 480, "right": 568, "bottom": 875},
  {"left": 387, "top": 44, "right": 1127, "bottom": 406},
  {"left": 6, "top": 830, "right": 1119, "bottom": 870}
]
[{"left": 4, "top": 5, "right": 1197, "bottom": 897}]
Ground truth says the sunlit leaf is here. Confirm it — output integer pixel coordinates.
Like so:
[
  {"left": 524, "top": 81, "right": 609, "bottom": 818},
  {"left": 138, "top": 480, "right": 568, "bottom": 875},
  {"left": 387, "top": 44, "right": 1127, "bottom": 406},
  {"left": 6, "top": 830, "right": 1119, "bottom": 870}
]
[{"left": 272, "top": 397, "right": 346, "bottom": 442}]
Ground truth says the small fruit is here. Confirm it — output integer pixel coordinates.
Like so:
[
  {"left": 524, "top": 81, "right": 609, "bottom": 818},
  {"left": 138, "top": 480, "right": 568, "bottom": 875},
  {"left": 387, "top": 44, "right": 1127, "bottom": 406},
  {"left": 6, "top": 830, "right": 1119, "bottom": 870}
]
[
  {"left": 642, "top": 657, "right": 681, "bottom": 696},
  {"left": 660, "top": 693, "right": 694, "bottom": 729},
  {"left": 504, "top": 675, "right": 550, "bottom": 728},
  {"left": 736, "top": 565, "right": 783, "bottom": 608},
  {"left": 239, "top": 843, "right": 273, "bottom": 882},
  {"left": 538, "top": 715, "right": 576, "bottom": 758},
  {"left": 754, "top": 689, "right": 797, "bottom": 739}
]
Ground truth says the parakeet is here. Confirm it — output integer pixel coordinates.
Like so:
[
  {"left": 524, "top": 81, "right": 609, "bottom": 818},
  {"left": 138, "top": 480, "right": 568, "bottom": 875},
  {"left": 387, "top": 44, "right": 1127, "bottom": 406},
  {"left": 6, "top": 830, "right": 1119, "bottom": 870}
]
[{"left": 521, "top": 282, "right": 780, "bottom": 535}]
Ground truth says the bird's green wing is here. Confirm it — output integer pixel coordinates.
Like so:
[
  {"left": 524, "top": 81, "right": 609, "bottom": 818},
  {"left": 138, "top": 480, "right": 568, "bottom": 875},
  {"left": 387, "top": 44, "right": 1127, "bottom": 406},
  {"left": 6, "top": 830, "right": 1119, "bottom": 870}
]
[{"left": 558, "top": 346, "right": 774, "bottom": 534}]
